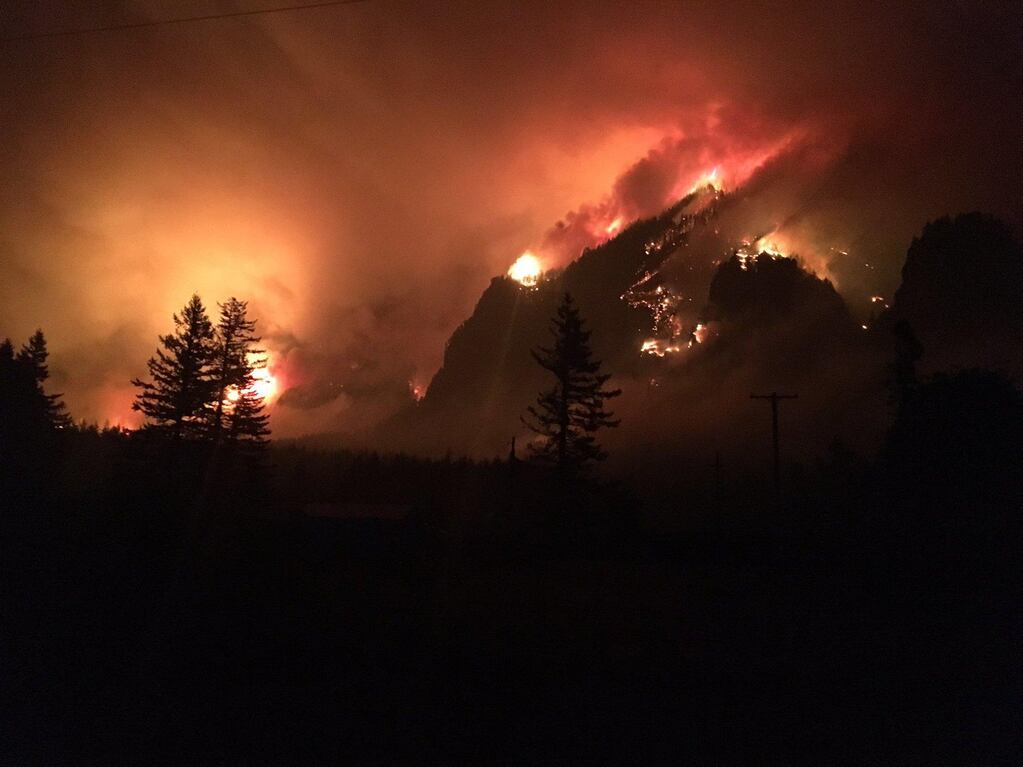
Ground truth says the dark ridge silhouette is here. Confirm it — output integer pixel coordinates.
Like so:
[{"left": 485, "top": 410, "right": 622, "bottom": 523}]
[
  {"left": 706, "top": 253, "right": 853, "bottom": 332},
  {"left": 884, "top": 212, "right": 1023, "bottom": 374}
]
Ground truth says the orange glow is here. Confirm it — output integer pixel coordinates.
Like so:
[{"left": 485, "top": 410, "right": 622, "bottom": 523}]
[
  {"left": 409, "top": 380, "right": 425, "bottom": 402},
  {"left": 641, "top": 338, "right": 681, "bottom": 356},
  {"left": 754, "top": 235, "right": 787, "bottom": 258},
  {"left": 251, "top": 368, "right": 277, "bottom": 401},
  {"left": 605, "top": 217, "right": 623, "bottom": 235},
  {"left": 224, "top": 362, "right": 279, "bottom": 406},
  {"left": 688, "top": 166, "right": 723, "bottom": 194},
  {"left": 508, "top": 252, "right": 542, "bottom": 286}
]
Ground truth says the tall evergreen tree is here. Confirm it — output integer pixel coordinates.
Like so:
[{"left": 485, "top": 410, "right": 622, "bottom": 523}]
[
  {"left": 522, "top": 293, "right": 621, "bottom": 475},
  {"left": 0, "top": 330, "right": 70, "bottom": 441},
  {"left": 17, "top": 330, "right": 71, "bottom": 429},
  {"left": 208, "top": 297, "right": 270, "bottom": 449},
  {"left": 224, "top": 368, "right": 271, "bottom": 451},
  {"left": 132, "top": 294, "right": 217, "bottom": 439}
]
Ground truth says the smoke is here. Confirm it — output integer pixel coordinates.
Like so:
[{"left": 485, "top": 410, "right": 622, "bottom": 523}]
[{"left": 0, "top": 0, "right": 1020, "bottom": 436}]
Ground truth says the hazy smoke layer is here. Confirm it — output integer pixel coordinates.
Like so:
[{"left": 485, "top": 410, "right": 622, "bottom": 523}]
[{"left": 1, "top": 0, "right": 1020, "bottom": 435}]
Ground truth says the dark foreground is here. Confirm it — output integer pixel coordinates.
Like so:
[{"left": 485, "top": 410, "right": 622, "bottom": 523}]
[{"left": 5, "top": 482, "right": 1021, "bottom": 766}]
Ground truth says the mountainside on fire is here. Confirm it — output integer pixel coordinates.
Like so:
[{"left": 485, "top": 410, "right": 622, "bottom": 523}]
[
  {"left": 377, "top": 186, "right": 873, "bottom": 459},
  {"left": 374, "top": 197, "right": 1023, "bottom": 465}
]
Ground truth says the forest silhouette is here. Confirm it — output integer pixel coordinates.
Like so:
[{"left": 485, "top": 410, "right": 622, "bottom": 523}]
[{"left": 4, "top": 211, "right": 1023, "bottom": 764}]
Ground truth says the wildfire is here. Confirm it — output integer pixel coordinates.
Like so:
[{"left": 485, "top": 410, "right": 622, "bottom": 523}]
[
  {"left": 641, "top": 338, "right": 681, "bottom": 357},
  {"left": 223, "top": 358, "right": 279, "bottom": 406},
  {"left": 251, "top": 367, "right": 277, "bottom": 401},
  {"left": 753, "top": 236, "right": 786, "bottom": 257},
  {"left": 605, "top": 217, "right": 623, "bottom": 235},
  {"left": 508, "top": 252, "right": 542, "bottom": 286},
  {"left": 409, "top": 380, "right": 425, "bottom": 402},
  {"left": 641, "top": 320, "right": 709, "bottom": 357},
  {"left": 736, "top": 232, "right": 791, "bottom": 270},
  {"left": 688, "top": 166, "right": 723, "bottom": 194}
]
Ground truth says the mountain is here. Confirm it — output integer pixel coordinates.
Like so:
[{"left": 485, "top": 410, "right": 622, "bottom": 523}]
[
  {"left": 883, "top": 212, "right": 1023, "bottom": 375},
  {"left": 377, "top": 185, "right": 868, "bottom": 458},
  {"left": 370, "top": 183, "right": 1023, "bottom": 463}
]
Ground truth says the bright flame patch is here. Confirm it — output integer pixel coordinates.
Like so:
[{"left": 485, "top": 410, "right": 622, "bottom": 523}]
[
  {"left": 689, "top": 166, "right": 723, "bottom": 194},
  {"left": 508, "top": 252, "right": 542, "bottom": 286},
  {"left": 251, "top": 368, "right": 277, "bottom": 401}
]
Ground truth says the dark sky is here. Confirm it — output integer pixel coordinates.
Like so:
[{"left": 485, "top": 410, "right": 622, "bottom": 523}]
[{"left": 2, "top": 0, "right": 1021, "bottom": 435}]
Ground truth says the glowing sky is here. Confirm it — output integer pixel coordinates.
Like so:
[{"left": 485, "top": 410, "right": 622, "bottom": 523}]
[{"left": 1, "top": 0, "right": 1021, "bottom": 435}]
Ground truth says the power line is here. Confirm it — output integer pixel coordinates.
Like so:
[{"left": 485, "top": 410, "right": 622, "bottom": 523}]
[{"left": 3, "top": 0, "right": 370, "bottom": 43}]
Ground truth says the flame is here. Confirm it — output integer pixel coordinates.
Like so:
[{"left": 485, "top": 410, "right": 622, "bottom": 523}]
[
  {"left": 224, "top": 358, "right": 279, "bottom": 406},
  {"left": 753, "top": 235, "right": 787, "bottom": 257},
  {"left": 508, "top": 252, "right": 542, "bottom": 286},
  {"left": 409, "top": 379, "right": 425, "bottom": 402},
  {"left": 688, "top": 166, "right": 723, "bottom": 194},
  {"left": 735, "top": 232, "right": 792, "bottom": 270},
  {"left": 641, "top": 338, "right": 681, "bottom": 357},
  {"left": 605, "top": 217, "right": 623, "bottom": 235},
  {"left": 251, "top": 367, "right": 277, "bottom": 401}
]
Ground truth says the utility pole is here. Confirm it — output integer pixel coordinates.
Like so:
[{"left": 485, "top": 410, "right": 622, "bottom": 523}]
[
  {"left": 750, "top": 392, "right": 798, "bottom": 498},
  {"left": 712, "top": 450, "right": 722, "bottom": 512}
]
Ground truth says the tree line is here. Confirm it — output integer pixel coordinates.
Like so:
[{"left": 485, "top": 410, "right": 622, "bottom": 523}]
[
  {"left": 2, "top": 295, "right": 270, "bottom": 464},
  {"left": 131, "top": 294, "right": 269, "bottom": 451}
]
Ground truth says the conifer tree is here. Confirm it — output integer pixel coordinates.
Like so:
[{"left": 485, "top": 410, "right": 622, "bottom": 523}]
[
  {"left": 17, "top": 330, "right": 71, "bottom": 429},
  {"left": 208, "top": 297, "right": 270, "bottom": 449},
  {"left": 522, "top": 293, "right": 621, "bottom": 475},
  {"left": 0, "top": 330, "right": 70, "bottom": 442},
  {"left": 224, "top": 368, "right": 271, "bottom": 451},
  {"left": 132, "top": 294, "right": 217, "bottom": 439}
]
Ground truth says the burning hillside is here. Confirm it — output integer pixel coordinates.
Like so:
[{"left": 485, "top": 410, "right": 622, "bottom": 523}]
[{"left": 376, "top": 169, "right": 878, "bottom": 459}]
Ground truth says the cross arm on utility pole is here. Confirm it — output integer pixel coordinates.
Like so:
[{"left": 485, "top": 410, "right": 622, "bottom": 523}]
[{"left": 750, "top": 392, "right": 798, "bottom": 499}]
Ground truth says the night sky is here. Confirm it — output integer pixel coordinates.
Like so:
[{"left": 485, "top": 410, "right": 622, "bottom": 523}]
[{"left": 2, "top": 0, "right": 1021, "bottom": 435}]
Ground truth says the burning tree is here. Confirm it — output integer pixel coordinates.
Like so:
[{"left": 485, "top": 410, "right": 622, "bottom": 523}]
[{"left": 522, "top": 293, "right": 621, "bottom": 476}]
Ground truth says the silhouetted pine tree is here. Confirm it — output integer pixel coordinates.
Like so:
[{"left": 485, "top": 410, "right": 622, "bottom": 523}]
[
  {"left": 224, "top": 371, "right": 271, "bottom": 451},
  {"left": 1, "top": 331, "right": 71, "bottom": 491},
  {"left": 209, "top": 298, "right": 270, "bottom": 449},
  {"left": 15, "top": 330, "right": 71, "bottom": 429},
  {"left": 2, "top": 331, "right": 69, "bottom": 435},
  {"left": 132, "top": 294, "right": 217, "bottom": 440},
  {"left": 522, "top": 293, "right": 621, "bottom": 475}
]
